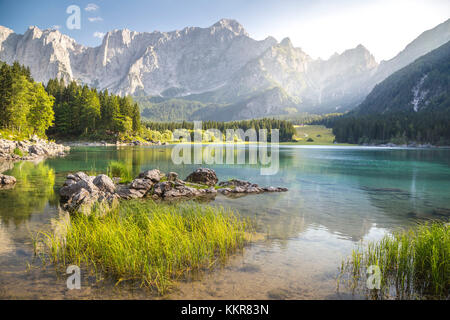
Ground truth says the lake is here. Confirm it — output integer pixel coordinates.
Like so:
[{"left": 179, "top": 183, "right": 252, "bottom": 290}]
[{"left": 0, "top": 145, "right": 449, "bottom": 299}]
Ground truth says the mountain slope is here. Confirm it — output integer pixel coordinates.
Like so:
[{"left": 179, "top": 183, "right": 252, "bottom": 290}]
[
  {"left": 329, "top": 40, "right": 450, "bottom": 145},
  {"left": 355, "top": 40, "right": 450, "bottom": 115},
  {"left": 372, "top": 18, "right": 450, "bottom": 86}
]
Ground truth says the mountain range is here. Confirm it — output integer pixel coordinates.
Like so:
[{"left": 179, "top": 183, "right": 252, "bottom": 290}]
[{"left": 0, "top": 18, "right": 449, "bottom": 121}]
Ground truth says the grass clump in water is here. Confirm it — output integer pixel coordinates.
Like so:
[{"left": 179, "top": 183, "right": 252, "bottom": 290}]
[
  {"left": 339, "top": 222, "right": 449, "bottom": 299},
  {"left": 13, "top": 147, "right": 24, "bottom": 157},
  {"left": 37, "top": 200, "right": 250, "bottom": 294},
  {"left": 106, "top": 161, "right": 132, "bottom": 183}
]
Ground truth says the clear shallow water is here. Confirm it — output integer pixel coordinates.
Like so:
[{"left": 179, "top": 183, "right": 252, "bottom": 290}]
[{"left": 0, "top": 145, "right": 449, "bottom": 299}]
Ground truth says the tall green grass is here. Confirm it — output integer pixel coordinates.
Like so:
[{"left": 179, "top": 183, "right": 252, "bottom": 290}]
[
  {"left": 339, "top": 222, "right": 449, "bottom": 299},
  {"left": 36, "top": 200, "right": 250, "bottom": 294},
  {"left": 106, "top": 161, "right": 132, "bottom": 183}
]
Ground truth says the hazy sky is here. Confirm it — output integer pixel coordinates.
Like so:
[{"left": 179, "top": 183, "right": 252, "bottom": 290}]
[{"left": 0, "top": 0, "right": 449, "bottom": 61}]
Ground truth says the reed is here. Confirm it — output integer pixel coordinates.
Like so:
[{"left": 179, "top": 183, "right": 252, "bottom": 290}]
[
  {"left": 106, "top": 161, "right": 133, "bottom": 183},
  {"left": 339, "top": 222, "right": 449, "bottom": 299},
  {"left": 36, "top": 200, "right": 250, "bottom": 294}
]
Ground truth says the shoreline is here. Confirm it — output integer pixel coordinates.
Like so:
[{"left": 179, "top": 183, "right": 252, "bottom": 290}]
[
  {"left": 64, "top": 141, "right": 449, "bottom": 149},
  {"left": 0, "top": 136, "right": 70, "bottom": 162}
]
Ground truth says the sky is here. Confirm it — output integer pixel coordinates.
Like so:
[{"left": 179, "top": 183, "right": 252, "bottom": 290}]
[{"left": 0, "top": 0, "right": 449, "bottom": 61}]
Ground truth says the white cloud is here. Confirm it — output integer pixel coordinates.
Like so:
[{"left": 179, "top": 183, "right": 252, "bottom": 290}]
[
  {"left": 85, "top": 3, "right": 99, "bottom": 12},
  {"left": 93, "top": 31, "right": 105, "bottom": 38},
  {"left": 88, "top": 17, "right": 103, "bottom": 22}
]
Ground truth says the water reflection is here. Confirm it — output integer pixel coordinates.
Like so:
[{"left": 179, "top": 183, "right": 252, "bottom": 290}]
[
  {"left": 0, "top": 160, "right": 56, "bottom": 225},
  {"left": 0, "top": 145, "right": 449, "bottom": 299}
]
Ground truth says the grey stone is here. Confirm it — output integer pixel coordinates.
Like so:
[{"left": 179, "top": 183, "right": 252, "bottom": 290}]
[
  {"left": 185, "top": 168, "right": 218, "bottom": 186},
  {"left": 93, "top": 174, "right": 116, "bottom": 194},
  {"left": 138, "top": 169, "right": 163, "bottom": 182}
]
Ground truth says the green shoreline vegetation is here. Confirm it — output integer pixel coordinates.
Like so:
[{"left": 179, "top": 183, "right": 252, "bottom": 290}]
[
  {"left": 339, "top": 222, "right": 449, "bottom": 299},
  {"left": 35, "top": 200, "right": 251, "bottom": 294}
]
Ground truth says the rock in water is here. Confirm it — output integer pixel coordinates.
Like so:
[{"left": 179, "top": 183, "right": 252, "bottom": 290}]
[
  {"left": 0, "top": 174, "right": 16, "bottom": 187},
  {"left": 59, "top": 168, "right": 288, "bottom": 214},
  {"left": 185, "top": 168, "right": 218, "bottom": 186}
]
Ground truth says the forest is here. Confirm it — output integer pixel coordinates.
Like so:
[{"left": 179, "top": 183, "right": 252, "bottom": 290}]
[
  {"left": 0, "top": 61, "right": 296, "bottom": 142},
  {"left": 144, "top": 118, "right": 296, "bottom": 142},
  {"left": 319, "top": 110, "right": 450, "bottom": 145},
  {"left": 0, "top": 61, "right": 141, "bottom": 141}
]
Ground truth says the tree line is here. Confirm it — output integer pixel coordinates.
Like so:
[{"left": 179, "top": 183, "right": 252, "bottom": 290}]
[
  {"left": 143, "top": 118, "right": 296, "bottom": 142},
  {"left": 318, "top": 110, "right": 450, "bottom": 145},
  {"left": 46, "top": 78, "right": 140, "bottom": 138}
]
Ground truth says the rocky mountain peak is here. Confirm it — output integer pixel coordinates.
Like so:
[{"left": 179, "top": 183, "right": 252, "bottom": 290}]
[
  {"left": 331, "top": 44, "right": 377, "bottom": 69},
  {"left": 211, "top": 19, "right": 248, "bottom": 36},
  {"left": 280, "top": 37, "right": 293, "bottom": 48},
  {"left": 0, "top": 25, "right": 14, "bottom": 35},
  {"left": 104, "top": 29, "right": 139, "bottom": 46},
  {"left": 24, "top": 26, "right": 43, "bottom": 39}
]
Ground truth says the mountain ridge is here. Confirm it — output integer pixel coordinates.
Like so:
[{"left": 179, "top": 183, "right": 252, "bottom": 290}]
[{"left": 1, "top": 18, "right": 449, "bottom": 120}]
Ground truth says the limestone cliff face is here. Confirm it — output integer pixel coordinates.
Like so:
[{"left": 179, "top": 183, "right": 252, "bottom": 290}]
[{"left": 1, "top": 18, "right": 448, "bottom": 119}]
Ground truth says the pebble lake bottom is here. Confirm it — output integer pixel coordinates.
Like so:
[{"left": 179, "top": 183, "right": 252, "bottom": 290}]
[{"left": 0, "top": 145, "right": 449, "bottom": 299}]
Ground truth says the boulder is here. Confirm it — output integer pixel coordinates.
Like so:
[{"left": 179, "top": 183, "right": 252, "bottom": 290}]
[
  {"left": 164, "top": 186, "right": 200, "bottom": 198},
  {"left": 152, "top": 181, "right": 173, "bottom": 197},
  {"left": 60, "top": 178, "right": 99, "bottom": 199},
  {"left": 167, "top": 172, "right": 178, "bottom": 181},
  {"left": 93, "top": 174, "right": 116, "bottom": 193},
  {"left": 219, "top": 179, "right": 258, "bottom": 188},
  {"left": 218, "top": 188, "right": 233, "bottom": 195},
  {"left": 129, "top": 178, "right": 154, "bottom": 191},
  {"left": 73, "top": 171, "right": 91, "bottom": 182},
  {"left": 0, "top": 174, "right": 16, "bottom": 186},
  {"left": 117, "top": 187, "right": 146, "bottom": 199},
  {"left": 185, "top": 168, "right": 218, "bottom": 186},
  {"left": 138, "top": 169, "right": 164, "bottom": 182}
]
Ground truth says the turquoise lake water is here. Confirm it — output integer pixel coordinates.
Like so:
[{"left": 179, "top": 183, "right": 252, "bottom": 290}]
[{"left": 0, "top": 145, "right": 448, "bottom": 299}]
